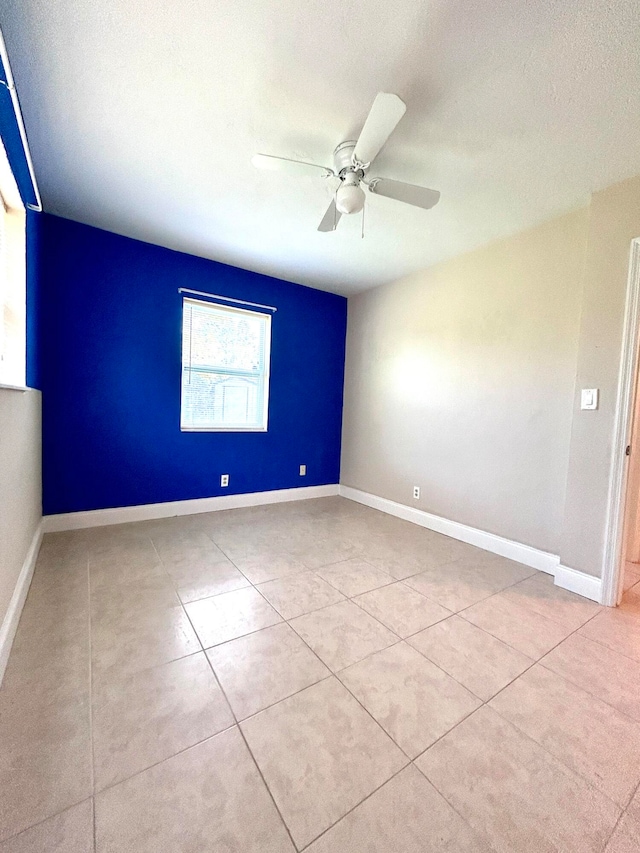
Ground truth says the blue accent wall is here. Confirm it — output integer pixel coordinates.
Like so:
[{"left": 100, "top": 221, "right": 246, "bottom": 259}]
[
  {"left": 40, "top": 215, "right": 347, "bottom": 515},
  {"left": 26, "top": 209, "right": 41, "bottom": 389}
]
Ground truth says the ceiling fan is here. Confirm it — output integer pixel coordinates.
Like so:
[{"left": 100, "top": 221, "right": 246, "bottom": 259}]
[{"left": 252, "top": 92, "right": 440, "bottom": 232}]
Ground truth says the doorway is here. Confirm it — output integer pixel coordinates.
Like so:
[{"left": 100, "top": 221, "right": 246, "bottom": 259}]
[
  {"left": 620, "top": 359, "right": 640, "bottom": 599},
  {"left": 601, "top": 238, "right": 640, "bottom": 606}
]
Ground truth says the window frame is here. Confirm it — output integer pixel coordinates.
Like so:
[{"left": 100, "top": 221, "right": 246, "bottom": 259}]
[{"left": 179, "top": 296, "right": 272, "bottom": 433}]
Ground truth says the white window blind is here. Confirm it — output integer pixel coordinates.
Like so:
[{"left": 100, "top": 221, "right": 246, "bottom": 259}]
[
  {"left": 180, "top": 297, "right": 271, "bottom": 431},
  {"left": 0, "top": 199, "right": 6, "bottom": 361},
  {"left": 0, "top": 135, "right": 26, "bottom": 388}
]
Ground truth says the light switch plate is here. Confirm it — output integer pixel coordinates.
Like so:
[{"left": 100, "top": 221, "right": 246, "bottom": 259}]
[{"left": 581, "top": 389, "right": 599, "bottom": 410}]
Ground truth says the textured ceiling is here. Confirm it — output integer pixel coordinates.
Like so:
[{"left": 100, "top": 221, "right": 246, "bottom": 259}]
[{"left": 1, "top": 0, "right": 640, "bottom": 295}]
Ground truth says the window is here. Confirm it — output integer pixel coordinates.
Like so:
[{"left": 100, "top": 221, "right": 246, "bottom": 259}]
[
  {"left": 0, "top": 137, "right": 26, "bottom": 388},
  {"left": 180, "top": 297, "right": 271, "bottom": 431}
]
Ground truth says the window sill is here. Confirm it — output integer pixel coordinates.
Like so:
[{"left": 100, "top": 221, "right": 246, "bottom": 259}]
[
  {"left": 181, "top": 427, "right": 268, "bottom": 433},
  {"left": 0, "top": 382, "right": 29, "bottom": 392}
]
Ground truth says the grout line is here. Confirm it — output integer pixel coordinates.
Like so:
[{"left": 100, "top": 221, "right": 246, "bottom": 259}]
[
  {"left": 198, "top": 631, "right": 300, "bottom": 852},
  {"left": 0, "top": 798, "right": 96, "bottom": 848},
  {"left": 574, "top": 616, "right": 640, "bottom": 667},
  {"left": 90, "top": 797, "right": 96, "bottom": 853},
  {"left": 405, "top": 756, "right": 498, "bottom": 849},
  {"left": 348, "top": 590, "right": 451, "bottom": 639},
  {"left": 176, "top": 577, "right": 208, "bottom": 658},
  {"left": 250, "top": 584, "right": 345, "bottom": 622},
  {"left": 146, "top": 531, "right": 253, "bottom": 603},
  {"left": 623, "top": 776, "right": 640, "bottom": 817},
  {"left": 417, "top": 636, "right": 533, "bottom": 703},
  {"left": 471, "top": 700, "right": 627, "bottom": 815},
  {"left": 455, "top": 598, "right": 569, "bottom": 645},
  {"left": 231, "top": 670, "right": 335, "bottom": 725},
  {"left": 537, "top": 659, "right": 640, "bottom": 729},
  {"left": 91, "top": 722, "right": 237, "bottom": 798},
  {"left": 297, "top": 762, "right": 410, "bottom": 851},
  {"left": 329, "top": 669, "right": 419, "bottom": 765},
  {"left": 479, "top": 605, "right": 604, "bottom": 707},
  {"left": 234, "top": 724, "right": 301, "bottom": 852},
  {"left": 604, "top": 808, "right": 627, "bottom": 850},
  {"left": 221, "top": 617, "right": 391, "bottom": 725},
  {"left": 313, "top": 569, "right": 398, "bottom": 597},
  {"left": 331, "top": 636, "right": 406, "bottom": 676},
  {"left": 86, "top": 552, "right": 97, "bottom": 851},
  {"left": 266, "top": 615, "right": 424, "bottom": 771},
  {"left": 198, "top": 618, "right": 286, "bottom": 649}
]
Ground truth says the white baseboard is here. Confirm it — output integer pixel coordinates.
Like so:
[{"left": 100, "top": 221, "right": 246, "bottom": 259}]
[
  {"left": 554, "top": 565, "right": 602, "bottom": 603},
  {"left": 0, "top": 521, "right": 43, "bottom": 686},
  {"left": 339, "top": 485, "right": 559, "bottom": 575},
  {"left": 39, "top": 483, "right": 606, "bottom": 605},
  {"left": 339, "top": 485, "right": 609, "bottom": 603},
  {"left": 42, "top": 484, "right": 340, "bottom": 532}
]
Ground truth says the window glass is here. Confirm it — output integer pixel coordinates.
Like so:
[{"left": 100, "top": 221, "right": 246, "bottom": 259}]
[{"left": 180, "top": 298, "right": 271, "bottom": 431}]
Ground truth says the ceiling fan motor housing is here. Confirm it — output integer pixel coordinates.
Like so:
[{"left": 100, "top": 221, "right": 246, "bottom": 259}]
[{"left": 333, "top": 141, "right": 359, "bottom": 174}]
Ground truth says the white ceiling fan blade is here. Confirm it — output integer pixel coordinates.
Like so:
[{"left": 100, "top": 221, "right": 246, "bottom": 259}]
[
  {"left": 252, "top": 153, "right": 334, "bottom": 178},
  {"left": 317, "top": 199, "right": 341, "bottom": 232},
  {"left": 367, "top": 178, "right": 440, "bottom": 210},
  {"left": 352, "top": 93, "right": 406, "bottom": 167}
]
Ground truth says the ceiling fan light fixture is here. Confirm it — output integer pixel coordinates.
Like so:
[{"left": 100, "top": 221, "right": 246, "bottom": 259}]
[{"left": 336, "top": 181, "right": 365, "bottom": 215}]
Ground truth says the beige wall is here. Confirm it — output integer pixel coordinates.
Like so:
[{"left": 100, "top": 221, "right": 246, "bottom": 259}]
[
  {"left": 0, "top": 388, "right": 41, "bottom": 639},
  {"left": 342, "top": 174, "right": 640, "bottom": 578},
  {"left": 561, "top": 175, "right": 640, "bottom": 576},
  {"left": 341, "top": 208, "right": 588, "bottom": 555}
]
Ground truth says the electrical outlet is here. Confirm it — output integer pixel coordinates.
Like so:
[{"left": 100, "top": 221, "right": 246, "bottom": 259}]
[
  {"left": 299, "top": 464, "right": 306, "bottom": 476},
  {"left": 220, "top": 474, "right": 229, "bottom": 487},
  {"left": 413, "top": 486, "right": 420, "bottom": 500}
]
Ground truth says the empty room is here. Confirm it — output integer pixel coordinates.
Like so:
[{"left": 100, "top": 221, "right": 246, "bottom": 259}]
[{"left": 1, "top": 0, "right": 640, "bottom": 850}]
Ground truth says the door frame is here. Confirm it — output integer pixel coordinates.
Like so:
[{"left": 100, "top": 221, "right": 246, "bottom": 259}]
[{"left": 602, "top": 238, "right": 640, "bottom": 606}]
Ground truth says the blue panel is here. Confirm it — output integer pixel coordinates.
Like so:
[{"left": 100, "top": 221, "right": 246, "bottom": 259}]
[
  {"left": 26, "top": 209, "right": 42, "bottom": 389},
  {"left": 40, "top": 215, "right": 347, "bottom": 514},
  {"left": 0, "top": 55, "right": 37, "bottom": 208}
]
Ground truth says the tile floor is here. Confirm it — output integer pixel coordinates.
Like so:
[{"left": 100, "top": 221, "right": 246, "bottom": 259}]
[{"left": 1, "top": 496, "right": 640, "bottom": 851}]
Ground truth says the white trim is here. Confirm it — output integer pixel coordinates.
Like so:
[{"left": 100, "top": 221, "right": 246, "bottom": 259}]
[
  {"left": 178, "top": 288, "right": 277, "bottom": 313},
  {"left": 554, "top": 564, "right": 602, "bottom": 603},
  {"left": 601, "top": 239, "right": 640, "bottom": 607},
  {"left": 339, "top": 485, "right": 559, "bottom": 575},
  {"left": 42, "top": 484, "right": 340, "bottom": 532},
  {"left": 0, "top": 521, "right": 42, "bottom": 686},
  {"left": 0, "top": 382, "right": 28, "bottom": 392}
]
